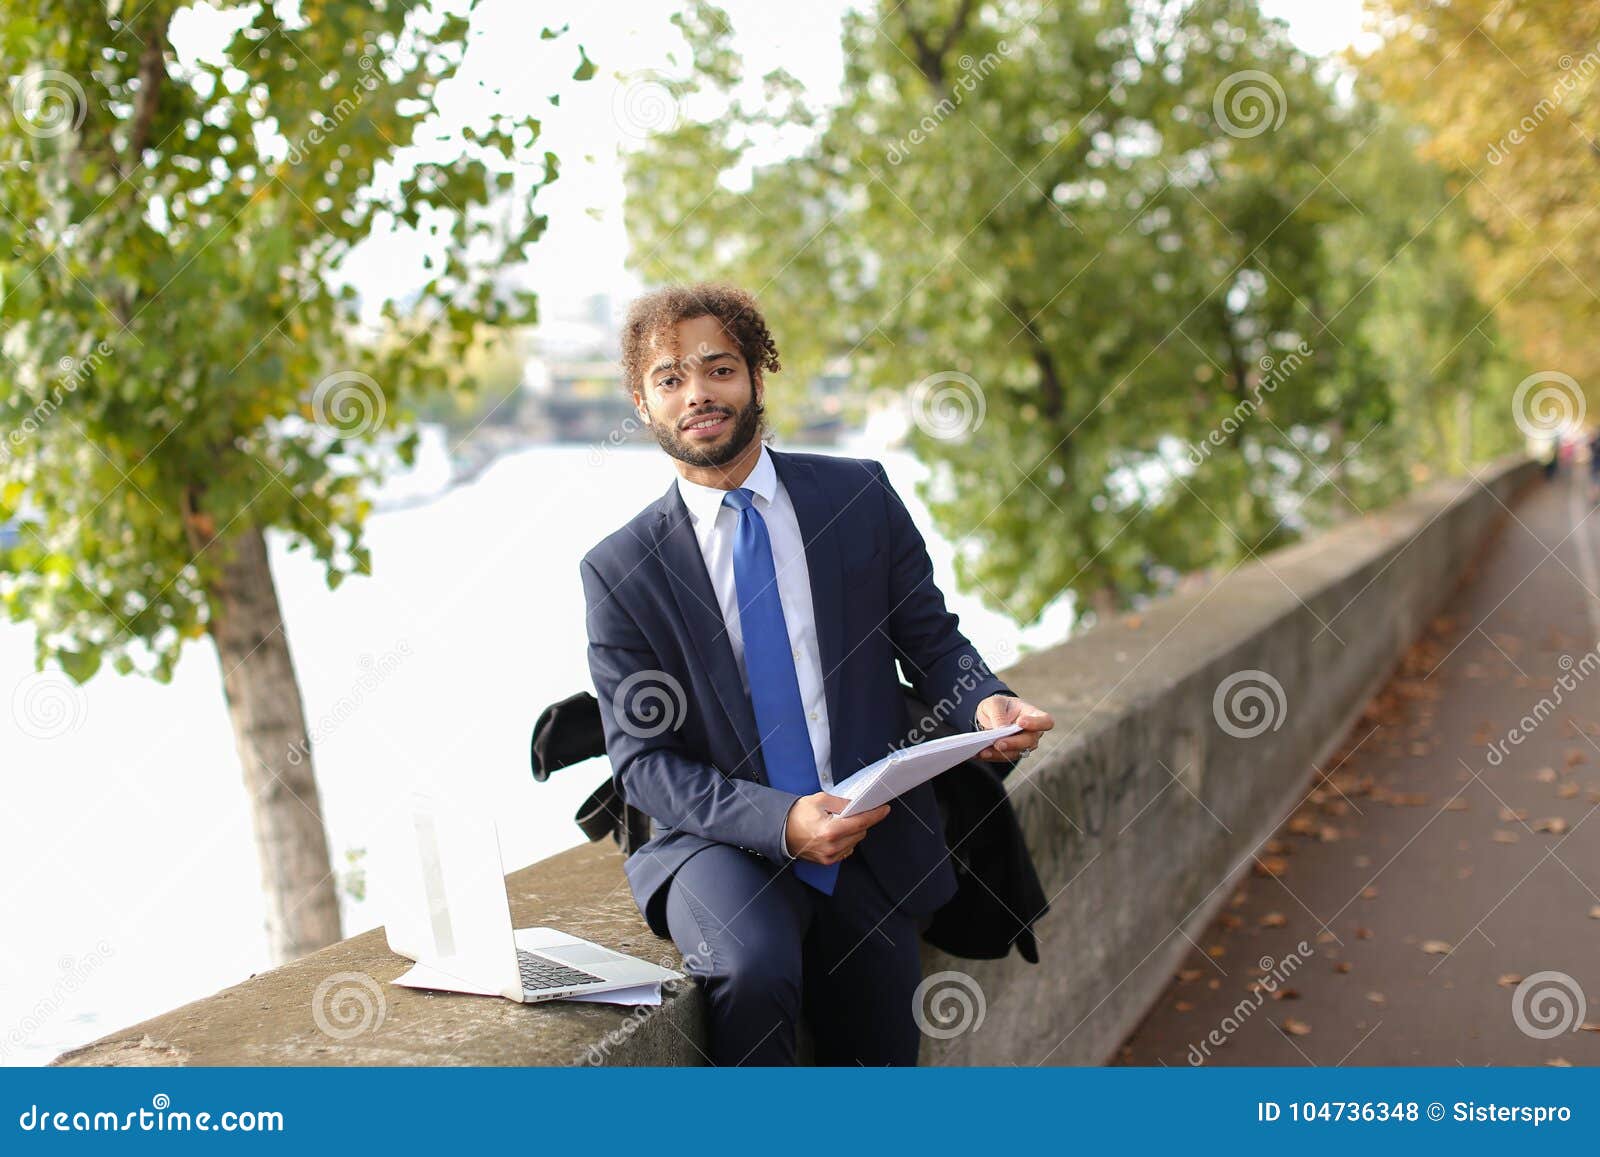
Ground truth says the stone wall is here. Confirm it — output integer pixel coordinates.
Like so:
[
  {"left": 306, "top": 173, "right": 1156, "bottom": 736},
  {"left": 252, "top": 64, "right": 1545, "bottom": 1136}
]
[{"left": 54, "top": 456, "right": 1537, "bottom": 1067}]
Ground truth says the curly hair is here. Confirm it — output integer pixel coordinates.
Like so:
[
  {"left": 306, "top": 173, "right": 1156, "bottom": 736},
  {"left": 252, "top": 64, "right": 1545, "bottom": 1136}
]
[{"left": 619, "top": 282, "right": 782, "bottom": 398}]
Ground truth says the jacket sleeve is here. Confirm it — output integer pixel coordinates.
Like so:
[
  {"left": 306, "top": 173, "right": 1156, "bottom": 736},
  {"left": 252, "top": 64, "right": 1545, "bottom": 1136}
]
[
  {"left": 871, "top": 460, "right": 1015, "bottom": 733},
  {"left": 580, "top": 556, "right": 798, "bottom": 863}
]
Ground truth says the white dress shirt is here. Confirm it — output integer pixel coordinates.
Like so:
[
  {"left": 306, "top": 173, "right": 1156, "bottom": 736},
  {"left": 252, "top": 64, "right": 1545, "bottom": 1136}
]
[{"left": 675, "top": 442, "right": 833, "bottom": 857}]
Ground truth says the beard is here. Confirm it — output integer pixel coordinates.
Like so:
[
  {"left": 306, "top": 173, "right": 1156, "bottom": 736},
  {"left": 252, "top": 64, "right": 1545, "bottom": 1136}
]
[{"left": 645, "top": 389, "right": 766, "bottom": 468}]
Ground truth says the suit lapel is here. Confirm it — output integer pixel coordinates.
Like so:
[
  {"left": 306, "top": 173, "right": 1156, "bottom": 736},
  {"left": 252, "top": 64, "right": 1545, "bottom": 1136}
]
[{"left": 654, "top": 479, "right": 768, "bottom": 782}]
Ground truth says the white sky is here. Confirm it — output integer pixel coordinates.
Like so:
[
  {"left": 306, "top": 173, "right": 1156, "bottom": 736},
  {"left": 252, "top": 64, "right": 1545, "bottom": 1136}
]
[{"left": 173, "top": 0, "right": 1373, "bottom": 324}]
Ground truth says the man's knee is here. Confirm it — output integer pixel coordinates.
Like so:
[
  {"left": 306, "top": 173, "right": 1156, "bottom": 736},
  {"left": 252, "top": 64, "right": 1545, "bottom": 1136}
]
[
  {"left": 713, "top": 924, "right": 802, "bottom": 1013},
  {"left": 665, "top": 850, "right": 805, "bottom": 1010}
]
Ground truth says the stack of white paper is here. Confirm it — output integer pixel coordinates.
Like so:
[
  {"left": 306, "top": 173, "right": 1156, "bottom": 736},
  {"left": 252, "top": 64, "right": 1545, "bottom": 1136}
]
[{"left": 829, "top": 723, "right": 1024, "bottom": 818}]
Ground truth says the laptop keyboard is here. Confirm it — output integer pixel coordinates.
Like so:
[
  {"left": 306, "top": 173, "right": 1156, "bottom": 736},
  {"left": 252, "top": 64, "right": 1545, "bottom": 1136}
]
[{"left": 516, "top": 948, "right": 605, "bottom": 992}]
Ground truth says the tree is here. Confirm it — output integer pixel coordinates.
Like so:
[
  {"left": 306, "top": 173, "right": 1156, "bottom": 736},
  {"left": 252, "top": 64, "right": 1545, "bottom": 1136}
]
[
  {"left": 0, "top": 0, "right": 585, "bottom": 962},
  {"left": 1360, "top": 0, "right": 1600, "bottom": 392},
  {"left": 621, "top": 0, "right": 1516, "bottom": 632}
]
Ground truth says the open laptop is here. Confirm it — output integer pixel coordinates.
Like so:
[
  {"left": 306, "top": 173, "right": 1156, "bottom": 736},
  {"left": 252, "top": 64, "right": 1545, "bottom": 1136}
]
[{"left": 379, "top": 789, "right": 683, "bottom": 1003}]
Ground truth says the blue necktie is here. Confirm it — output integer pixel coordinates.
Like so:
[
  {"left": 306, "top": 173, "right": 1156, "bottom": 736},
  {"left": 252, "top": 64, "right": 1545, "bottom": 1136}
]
[{"left": 722, "top": 487, "right": 838, "bottom": 895}]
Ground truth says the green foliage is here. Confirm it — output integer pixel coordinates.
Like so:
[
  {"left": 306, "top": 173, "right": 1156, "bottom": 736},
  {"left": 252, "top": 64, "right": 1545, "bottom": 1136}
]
[
  {"left": 1361, "top": 0, "right": 1600, "bottom": 391},
  {"left": 0, "top": 0, "right": 583, "bottom": 680},
  {"left": 622, "top": 0, "right": 1523, "bottom": 628}
]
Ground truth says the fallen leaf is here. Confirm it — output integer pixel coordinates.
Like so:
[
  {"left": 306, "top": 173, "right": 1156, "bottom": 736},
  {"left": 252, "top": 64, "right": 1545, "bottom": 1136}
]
[
  {"left": 1356, "top": 927, "right": 1375, "bottom": 940},
  {"left": 1421, "top": 940, "right": 1453, "bottom": 955},
  {"left": 1589, "top": 906, "right": 1600, "bottom": 920},
  {"left": 1334, "top": 962, "right": 1353, "bottom": 974},
  {"left": 1547, "top": 1058, "right": 1572, "bottom": 1067},
  {"left": 1534, "top": 817, "right": 1569, "bottom": 834},
  {"left": 1254, "top": 856, "right": 1289, "bottom": 878},
  {"left": 1259, "top": 912, "right": 1288, "bottom": 928},
  {"left": 1492, "top": 830, "right": 1520, "bottom": 844},
  {"left": 1366, "top": 992, "right": 1387, "bottom": 1005},
  {"left": 1558, "top": 783, "right": 1580, "bottom": 799},
  {"left": 1361, "top": 887, "right": 1379, "bottom": 900},
  {"left": 1274, "top": 988, "right": 1301, "bottom": 1000},
  {"left": 1281, "top": 1017, "right": 1312, "bottom": 1037},
  {"left": 1497, "top": 973, "right": 1525, "bottom": 988},
  {"left": 1498, "top": 807, "right": 1529, "bottom": 822},
  {"left": 1208, "top": 945, "right": 1226, "bottom": 958},
  {"left": 1535, "top": 767, "right": 1558, "bottom": 783},
  {"left": 1174, "top": 1000, "right": 1194, "bottom": 1012},
  {"left": 1177, "top": 968, "right": 1204, "bottom": 983},
  {"left": 1445, "top": 798, "right": 1470, "bottom": 812}
]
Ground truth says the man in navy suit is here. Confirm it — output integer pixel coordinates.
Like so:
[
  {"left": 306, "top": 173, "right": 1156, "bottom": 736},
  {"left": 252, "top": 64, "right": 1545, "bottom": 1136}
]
[{"left": 580, "top": 283, "right": 1053, "bottom": 1065}]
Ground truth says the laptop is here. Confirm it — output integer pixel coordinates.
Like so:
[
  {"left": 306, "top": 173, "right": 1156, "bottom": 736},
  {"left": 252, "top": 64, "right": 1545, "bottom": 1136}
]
[{"left": 379, "top": 789, "right": 683, "bottom": 1003}]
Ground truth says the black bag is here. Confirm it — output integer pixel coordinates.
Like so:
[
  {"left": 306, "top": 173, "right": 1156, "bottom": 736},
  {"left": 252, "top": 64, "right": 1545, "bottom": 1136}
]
[{"left": 530, "top": 686, "right": 1048, "bottom": 962}]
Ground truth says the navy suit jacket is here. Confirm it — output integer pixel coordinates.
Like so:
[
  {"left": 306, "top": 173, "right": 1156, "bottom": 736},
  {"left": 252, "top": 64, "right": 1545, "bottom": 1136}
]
[{"left": 580, "top": 446, "right": 1014, "bottom": 938}]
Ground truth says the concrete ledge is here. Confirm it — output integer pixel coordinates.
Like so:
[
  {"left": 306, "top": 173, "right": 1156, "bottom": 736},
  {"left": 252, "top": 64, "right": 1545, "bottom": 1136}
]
[
  {"left": 54, "top": 840, "right": 704, "bottom": 1066},
  {"left": 54, "top": 456, "right": 1537, "bottom": 1067}
]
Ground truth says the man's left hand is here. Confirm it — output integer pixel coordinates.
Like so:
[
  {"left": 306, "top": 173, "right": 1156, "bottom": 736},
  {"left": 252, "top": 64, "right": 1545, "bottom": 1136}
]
[{"left": 973, "top": 694, "right": 1054, "bottom": 762}]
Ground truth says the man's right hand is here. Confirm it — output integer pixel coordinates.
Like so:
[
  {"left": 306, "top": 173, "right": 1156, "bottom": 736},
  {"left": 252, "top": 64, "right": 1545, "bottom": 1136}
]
[{"left": 783, "top": 792, "right": 891, "bottom": 866}]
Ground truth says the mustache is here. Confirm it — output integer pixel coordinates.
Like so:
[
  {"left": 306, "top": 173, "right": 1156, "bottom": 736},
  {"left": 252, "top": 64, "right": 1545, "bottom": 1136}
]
[{"left": 680, "top": 408, "right": 733, "bottom": 429}]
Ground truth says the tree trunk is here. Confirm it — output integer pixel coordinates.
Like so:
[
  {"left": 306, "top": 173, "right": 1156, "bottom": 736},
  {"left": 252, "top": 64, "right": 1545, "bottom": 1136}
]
[{"left": 201, "top": 524, "right": 342, "bottom": 964}]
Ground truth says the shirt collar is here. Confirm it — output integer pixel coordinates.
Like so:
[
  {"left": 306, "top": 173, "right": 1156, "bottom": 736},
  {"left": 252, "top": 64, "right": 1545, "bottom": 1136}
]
[{"left": 675, "top": 441, "right": 778, "bottom": 529}]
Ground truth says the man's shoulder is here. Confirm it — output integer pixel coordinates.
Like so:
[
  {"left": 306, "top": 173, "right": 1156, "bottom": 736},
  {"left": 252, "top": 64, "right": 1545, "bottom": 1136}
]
[
  {"left": 580, "top": 489, "right": 673, "bottom": 576},
  {"left": 775, "top": 446, "right": 884, "bottom": 490}
]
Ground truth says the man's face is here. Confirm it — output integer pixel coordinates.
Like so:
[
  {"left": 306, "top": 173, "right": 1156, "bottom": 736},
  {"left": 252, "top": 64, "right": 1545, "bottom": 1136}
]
[{"left": 634, "top": 314, "right": 764, "bottom": 468}]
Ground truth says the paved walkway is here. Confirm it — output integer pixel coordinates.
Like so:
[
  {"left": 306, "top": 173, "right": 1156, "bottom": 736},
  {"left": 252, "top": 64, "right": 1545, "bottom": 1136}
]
[{"left": 1118, "top": 470, "right": 1600, "bottom": 1066}]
